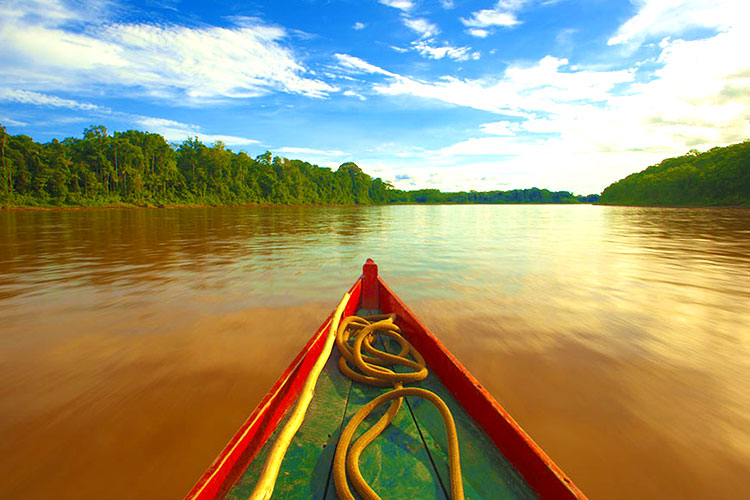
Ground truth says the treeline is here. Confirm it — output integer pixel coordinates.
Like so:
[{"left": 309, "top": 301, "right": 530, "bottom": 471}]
[
  {"left": 389, "top": 188, "right": 598, "bottom": 204},
  {"left": 0, "top": 125, "right": 597, "bottom": 207},
  {"left": 600, "top": 141, "right": 750, "bottom": 206}
]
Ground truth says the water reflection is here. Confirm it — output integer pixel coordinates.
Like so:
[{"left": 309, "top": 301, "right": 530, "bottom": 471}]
[{"left": 0, "top": 205, "right": 749, "bottom": 499}]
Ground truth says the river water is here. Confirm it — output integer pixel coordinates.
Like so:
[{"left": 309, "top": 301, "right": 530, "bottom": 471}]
[{"left": 0, "top": 205, "right": 748, "bottom": 499}]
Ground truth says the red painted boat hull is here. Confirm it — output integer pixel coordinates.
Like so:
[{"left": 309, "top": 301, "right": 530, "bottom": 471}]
[{"left": 185, "top": 259, "right": 587, "bottom": 500}]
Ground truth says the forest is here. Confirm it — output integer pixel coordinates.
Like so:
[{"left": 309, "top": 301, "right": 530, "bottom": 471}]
[
  {"left": 0, "top": 125, "right": 597, "bottom": 207},
  {"left": 599, "top": 141, "right": 750, "bottom": 206}
]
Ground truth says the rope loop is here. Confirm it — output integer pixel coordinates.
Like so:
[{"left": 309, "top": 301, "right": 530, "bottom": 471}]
[
  {"left": 336, "top": 313, "right": 427, "bottom": 387},
  {"left": 333, "top": 314, "right": 464, "bottom": 500}
]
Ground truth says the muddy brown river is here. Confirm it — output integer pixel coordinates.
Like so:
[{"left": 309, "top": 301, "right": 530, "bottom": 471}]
[{"left": 1, "top": 205, "right": 748, "bottom": 499}]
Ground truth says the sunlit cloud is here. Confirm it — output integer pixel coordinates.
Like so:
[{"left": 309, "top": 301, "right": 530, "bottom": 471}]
[
  {"left": 372, "top": 56, "right": 633, "bottom": 115},
  {"left": 343, "top": 90, "right": 367, "bottom": 100},
  {"left": 411, "top": 41, "right": 479, "bottom": 62},
  {"left": 0, "top": 88, "right": 259, "bottom": 146},
  {"left": 402, "top": 17, "right": 440, "bottom": 39},
  {"left": 334, "top": 54, "right": 397, "bottom": 77},
  {"left": 0, "top": 89, "right": 107, "bottom": 112},
  {"left": 0, "top": 1, "right": 337, "bottom": 103},
  {"left": 467, "top": 28, "right": 490, "bottom": 38},
  {"left": 461, "top": 0, "right": 530, "bottom": 31},
  {"left": 0, "top": 115, "right": 28, "bottom": 127},
  {"left": 378, "top": 0, "right": 414, "bottom": 12},
  {"left": 608, "top": 0, "right": 747, "bottom": 46},
  {"left": 2, "top": 0, "right": 748, "bottom": 195},
  {"left": 341, "top": 6, "right": 750, "bottom": 193},
  {"left": 134, "top": 117, "right": 260, "bottom": 146},
  {"left": 277, "top": 146, "right": 348, "bottom": 157}
]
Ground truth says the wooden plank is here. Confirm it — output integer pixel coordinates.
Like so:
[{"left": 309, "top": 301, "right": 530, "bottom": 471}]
[
  {"left": 381, "top": 338, "right": 539, "bottom": 500},
  {"left": 325, "top": 309, "right": 447, "bottom": 499},
  {"left": 223, "top": 349, "right": 352, "bottom": 499},
  {"left": 324, "top": 371, "right": 448, "bottom": 500}
]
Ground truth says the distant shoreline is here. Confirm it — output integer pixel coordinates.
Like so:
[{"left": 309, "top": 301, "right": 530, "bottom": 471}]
[
  {"left": 4, "top": 202, "right": 748, "bottom": 212},
  {"left": 1, "top": 201, "right": 604, "bottom": 211}
]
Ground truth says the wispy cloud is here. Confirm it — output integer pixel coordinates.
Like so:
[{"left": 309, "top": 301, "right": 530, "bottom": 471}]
[
  {"left": 343, "top": 90, "right": 367, "bottom": 100},
  {"left": 373, "top": 56, "right": 633, "bottom": 115},
  {"left": 412, "top": 41, "right": 480, "bottom": 62},
  {"left": 339, "top": 14, "right": 750, "bottom": 192},
  {"left": 353, "top": 22, "right": 366, "bottom": 30},
  {"left": 467, "top": 28, "right": 490, "bottom": 38},
  {"left": 0, "top": 1, "right": 337, "bottom": 103},
  {"left": 334, "top": 54, "right": 397, "bottom": 77},
  {"left": 480, "top": 120, "right": 521, "bottom": 135},
  {"left": 276, "top": 146, "right": 347, "bottom": 157},
  {"left": 0, "top": 115, "right": 28, "bottom": 127},
  {"left": 402, "top": 17, "right": 440, "bottom": 38},
  {"left": 378, "top": 0, "right": 414, "bottom": 11},
  {"left": 0, "top": 88, "right": 259, "bottom": 146},
  {"left": 0, "top": 89, "right": 107, "bottom": 112},
  {"left": 461, "top": 0, "right": 530, "bottom": 33},
  {"left": 134, "top": 117, "right": 259, "bottom": 146},
  {"left": 608, "top": 0, "right": 747, "bottom": 46}
]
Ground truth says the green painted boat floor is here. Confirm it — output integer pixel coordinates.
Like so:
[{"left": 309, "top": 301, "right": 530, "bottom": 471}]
[{"left": 224, "top": 313, "right": 539, "bottom": 500}]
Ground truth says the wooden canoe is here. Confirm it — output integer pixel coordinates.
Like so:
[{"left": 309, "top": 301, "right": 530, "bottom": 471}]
[{"left": 185, "top": 259, "right": 587, "bottom": 500}]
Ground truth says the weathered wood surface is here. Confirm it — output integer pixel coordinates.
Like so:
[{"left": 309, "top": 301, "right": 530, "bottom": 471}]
[
  {"left": 323, "top": 355, "right": 447, "bottom": 499},
  {"left": 191, "top": 262, "right": 584, "bottom": 499},
  {"left": 223, "top": 350, "right": 350, "bottom": 499},
  {"left": 223, "top": 310, "right": 538, "bottom": 500},
  {"left": 382, "top": 338, "right": 539, "bottom": 500}
]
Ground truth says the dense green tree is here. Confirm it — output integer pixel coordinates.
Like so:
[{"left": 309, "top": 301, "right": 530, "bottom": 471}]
[
  {"left": 600, "top": 141, "right": 750, "bottom": 206},
  {"left": 0, "top": 125, "right": 605, "bottom": 208}
]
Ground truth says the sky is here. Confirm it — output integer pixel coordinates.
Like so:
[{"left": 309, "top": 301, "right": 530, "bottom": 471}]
[{"left": 1, "top": 0, "right": 749, "bottom": 194}]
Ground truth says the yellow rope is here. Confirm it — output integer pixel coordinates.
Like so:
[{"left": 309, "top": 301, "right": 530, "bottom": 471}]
[
  {"left": 247, "top": 293, "right": 350, "bottom": 500},
  {"left": 333, "top": 314, "right": 465, "bottom": 500}
]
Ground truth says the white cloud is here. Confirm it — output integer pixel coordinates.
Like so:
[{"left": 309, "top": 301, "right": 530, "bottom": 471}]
[
  {"left": 480, "top": 120, "right": 521, "bottom": 135},
  {"left": 0, "top": 88, "right": 260, "bottom": 146},
  {"left": 334, "top": 54, "right": 397, "bottom": 77},
  {"left": 378, "top": 0, "right": 414, "bottom": 11},
  {"left": 0, "top": 115, "right": 28, "bottom": 127},
  {"left": 411, "top": 41, "right": 479, "bottom": 62},
  {"left": 277, "top": 147, "right": 347, "bottom": 157},
  {"left": 353, "top": 22, "right": 366, "bottom": 30},
  {"left": 343, "top": 90, "right": 366, "bottom": 100},
  {"left": 354, "top": 8, "right": 750, "bottom": 192},
  {"left": 0, "top": 88, "right": 106, "bottom": 112},
  {"left": 374, "top": 56, "right": 633, "bottom": 115},
  {"left": 402, "top": 17, "right": 440, "bottom": 39},
  {"left": 608, "top": 0, "right": 748, "bottom": 46},
  {"left": 467, "top": 28, "right": 490, "bottom": 38},
  {"left": 462, "top": 10, "right": 518, "bottom": 28},
  {"left": 461, "top": 1, "right": 530, "bottom": 29},
  {"left": 132, "top": 117, "right": 259, "bottom": 146},
  {"left": 0, "top": 1, "right": 336, "bottom": 103},
  {"left": 440, "top": 0, "right": 455, "bottom": 8}
]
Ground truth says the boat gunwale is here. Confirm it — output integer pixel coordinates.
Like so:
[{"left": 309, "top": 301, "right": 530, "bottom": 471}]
[
  {"left": 376, "top": 275, "right": 588, "bottom": 500},
  {"left": 185, "top": 261, "right": 587, "bottom": 499},
  {"left": 184, "top": 279, "right": 363, "bottom": 500}
]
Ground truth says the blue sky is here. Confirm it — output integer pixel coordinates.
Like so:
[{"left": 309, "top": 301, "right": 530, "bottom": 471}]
[{"left": 1, "top": 0, "right": 748, "bottom": 194}]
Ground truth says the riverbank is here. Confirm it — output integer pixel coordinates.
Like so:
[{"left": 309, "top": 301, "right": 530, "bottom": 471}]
[
  {"left": 598, "top": 201, "right": 750, "bottom": 208},
  {"left": 8, "top": 201, "right": 750, "bottom": 211},
  {"left": 0, "top": 201, "right": 363, "bottom": 211}
]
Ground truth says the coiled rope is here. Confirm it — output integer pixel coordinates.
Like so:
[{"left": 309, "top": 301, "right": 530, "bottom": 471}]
[{"left": 333, "top": 314, "right": 465, "bottom": 500}]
